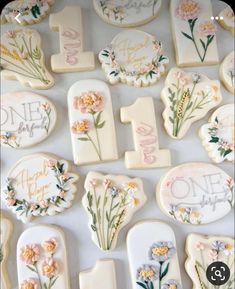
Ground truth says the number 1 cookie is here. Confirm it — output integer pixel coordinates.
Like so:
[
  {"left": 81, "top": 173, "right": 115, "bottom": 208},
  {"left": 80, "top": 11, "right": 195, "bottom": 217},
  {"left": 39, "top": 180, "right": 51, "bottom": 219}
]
[{"left": 0, "top": 29, "right": 54, "bottom": 89}]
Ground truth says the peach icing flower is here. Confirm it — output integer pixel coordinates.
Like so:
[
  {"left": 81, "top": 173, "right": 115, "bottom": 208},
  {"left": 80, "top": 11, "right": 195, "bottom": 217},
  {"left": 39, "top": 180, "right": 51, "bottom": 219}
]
[
  {"left": 175, "top": 0, "right": 201, "bottom": 21},
  {"left": 20, "top": 244, "right": 40, "bottom": 264},
  {"left": 198, "top": 21, "right": 217, "bottom": 37},
  {"left": 41, "top": 258, "right": 58, "bottom": 278},
  {"left": 39, "top": 200, "right": 49, "bottom": 209},
  {"left": 7, "top": 30, "right": 17, "bottom": 38},
  {"left": 6, "top": 198, "right": 16, "bottom": 207},
  {"left": 42, "top": 102, "right": 50, "bottom": 110},
  {"left": 20, "top": 279, "right": 38, "bottom": 289},
  {"left": 73, "top": 91, "right": 103, "bottom": 113},
  {"left": 103, "top": 178, "right": 112, "bottom": 189},
  {"left": 89, "top": 179, "right": 98, "bottom": 188},
  {"left": 71, "top": 120, "right": 90, "bottom": 134},
  {"left": 58, "top": 190, "right": 65, "bottom": 198},
  {"left": 224, "top": 6, "right": 234, "bottom": 19},
  {"left": 46, "top": 159, "right": 56, "bottom": 168},
  {"left": 196, "top": 242, "right": 205, "bottom": 251},
  {"left": 42, "top": 238, "right": 57, "bottom": 254}
]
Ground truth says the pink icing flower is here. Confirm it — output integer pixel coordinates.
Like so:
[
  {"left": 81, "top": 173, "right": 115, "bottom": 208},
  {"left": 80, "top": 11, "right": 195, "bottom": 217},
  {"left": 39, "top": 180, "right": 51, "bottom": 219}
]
[
  {"left": 42, "top": 102, "right": 50, "bottom": 110},
  {"left": 20, "top": 245, "right": 40, "bottom": 264},
  {"left": 196, "top": 242, "right": 205, "bottom": 250},
  {"left": 71, "top": 120, "right": 90, "bottom": 134},
  {"left": 20, "top": 279, "right": 38, "bottom": 289},
  {"left": 103, "top": 178, "right": 112, "bottom": 189},
  {"left": 59, "top": 173, "right": 68, "bottom": 181},
  {"left": 209, "top": 249, "right": 218, "bottom": 260},
  {"left": 41, "top": 258, "right": 58, "bottom": 278},
  {"left": 7, "top": 30, "right": 17, "bottom": 38},
  {"left": 73, "top": 91, "right": 103, "bottom": 113},
  {"left": 46, "top": 159, "right": 56, "bottom": 168},
  {"left": 89, "top": 179, "right": 98, "bottom": 188},
  {"left": 175, "top": 0, "right": 201, "bottom": 21},
  {"left": 42, "top": 238, "right": 57, "bottom": 254},
  {"left": 175, "top": 71, "right": 188, "bottom": 86},
  {"left": 30, "top": 203, "right": 38, "bottom": 211},
  {"left": 6, "top": 190, "right": 15, "bottom": 198},
  {"left": 198, "top": 21, "right": 217, "bottom": 37},
  {"left": 7, "top": 198, "right": 16, "bottom": 207},
  {"left": 226, "top": 177, "right": 234, "bottom": 187},
  {"left": 224, "top": 6, "right": 234, "bottom": 19},
  {"left": 58, "top": 190, "right": 65, "bottom": 199},
  {"left": 39, "top": 200, "right": 49, "bottom": 209}
]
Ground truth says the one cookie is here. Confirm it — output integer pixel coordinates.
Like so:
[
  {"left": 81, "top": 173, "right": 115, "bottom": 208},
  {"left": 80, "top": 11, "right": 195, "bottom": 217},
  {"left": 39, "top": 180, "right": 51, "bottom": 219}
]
[
  {"left": 0, "top": 213, "right": 13, "bottom": 289},
  {"left": 99, "top": 30, "right": 169, "bottom": 87},
  {"left": 218, "top": 4, "right": 235, "bottom": 35},
  {"left": 17, "top": 225, "right": 70, "bottom": 289},
  {"left": 161, "top": 68, "right": 222, "bottom": 139},
  {"left": 93, "top": 0, "right": 162, "bottom": 28},
  {"left": 1, "top": 91, "right": 57, "bottom": 149},
  {"left": 3, "top": 153, "right": 79, "bottom": 223},
  {"left": 0, "top": 0, "right": 54, "bottom": 25},
  {"left": 185, "top": 234, "right": 234, "bottom": 289},
  {"left": 220, "top": 51, "right": 235, "bottom": 94},
  {"left": 0, "top": 29, "right": 54, "bottom": 89},
  {"left": 49, "top": 6, "right": 95, "bottom": 73},
  {"left": 170, "top": 0, "right": 219, "bottom": 66},
  {"left": 82, "top": 172, "right": 147, "bottom": 251},
  {"left": 127, "top": 221, "right": 182, "bottom": 289},
  {"left": 79, "top": 259, "right": 117, "bottom": 289},
  {"left": 120, "top": 97, "right": 171, "bottom": 169},
  {"left": 199, "top": 104, "right": 234, "bottom": 163},
  {"left": 156, "top": 162, "right": 234, "bottom": 225},
  {"left": 68, "top": 79, "right": 118, "bottom": 165}
]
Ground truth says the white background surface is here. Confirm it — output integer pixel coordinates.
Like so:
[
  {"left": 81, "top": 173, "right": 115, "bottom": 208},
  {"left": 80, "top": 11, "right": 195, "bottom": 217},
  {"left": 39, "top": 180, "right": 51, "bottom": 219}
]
[{"left": 1, "top": 0, "right": 234, "bottom": 288}]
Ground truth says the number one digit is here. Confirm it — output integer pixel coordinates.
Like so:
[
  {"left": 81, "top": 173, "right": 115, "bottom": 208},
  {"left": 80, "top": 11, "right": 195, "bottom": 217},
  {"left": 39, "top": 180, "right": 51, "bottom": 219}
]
[
  {"left": 49, "top": 6, "right": 95, "bottom": 73},
  {"left": 120, "top": 97, "right": 171, "bottom": 169}
]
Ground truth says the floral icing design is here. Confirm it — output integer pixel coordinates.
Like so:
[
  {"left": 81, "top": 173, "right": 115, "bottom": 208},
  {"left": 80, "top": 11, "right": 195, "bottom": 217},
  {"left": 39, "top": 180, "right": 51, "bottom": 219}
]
[
  {"left": 136, "top": 242, "right": 181, "bottom": 289},
  {"left": 99, "top": 1, "right": 126, "bottom": 23},
  {"left": 71, "top": 91, "right": 105, "bottom": 160},
  {"left": 0, "top": 29, "right": 53, "bottom": 88},
  {"left": 169, "top": 205, "right": 202, "bottom": 224},
  {"left": 20, "top": 239, "right": 59, "bottom": 289},
  {"left": 0, "top": 131, "right": 19, "bottom": 148},
  {"left": 4, "top": 159, "right": 75, "bottom": 220},
  {"left": 220, "top": 51, "right": 235, "bottom": 94},
  {"left": 219, "top": 6, "right": 235, "bottom": 35},
  {"left": 175, "top": 0, "right": 217, "bottom": 63}
]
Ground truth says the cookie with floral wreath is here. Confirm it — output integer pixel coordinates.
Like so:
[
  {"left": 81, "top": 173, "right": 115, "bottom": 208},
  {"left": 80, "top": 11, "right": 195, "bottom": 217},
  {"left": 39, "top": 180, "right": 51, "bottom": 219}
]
[
  {"left": 185, "top": 234, "right": 234, "bottom": 289},
  {"left": 220, "top": 51, "right": 235, "bottom": 94},
  {"left": 156, "top": 162, "right": 234, "bottom": 225},
  {"left": 218, "top": 4, "right": 235, "bottom": 36},
  {"left": 199, "top": 104, "right": 234, "bottom": 163},
  {"left": 127, "top": 221, "right": 182, "bottom": 289},
  {"left": 1, "top": 0, "right": 54, "bottom": 25},
  {"left": 2, "top": 153, "right": 79, "bottom": 223},
  {"left": 99, "top": 30, "right": 169, "bottom": 87},
  {"left": 17, "top": 224, "right": 70, "bottom": 289}
]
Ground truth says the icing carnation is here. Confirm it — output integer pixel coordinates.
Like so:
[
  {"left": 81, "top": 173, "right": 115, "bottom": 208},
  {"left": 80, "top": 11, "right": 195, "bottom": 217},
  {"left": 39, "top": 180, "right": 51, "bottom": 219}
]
[
  {"left": 198, "top": 21, "right": 217, "bottom": 37},
  {"left": 175, "top": 0, "right": 201, "bottom": 21},
  {"left": 73, "top": 91, "right": 103, "bottom": 113}
]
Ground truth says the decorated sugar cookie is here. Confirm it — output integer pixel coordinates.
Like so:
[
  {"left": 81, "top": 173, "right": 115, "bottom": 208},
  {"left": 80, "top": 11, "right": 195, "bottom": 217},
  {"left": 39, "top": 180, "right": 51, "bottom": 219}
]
[
  {"left": 120, "top": 97, "right": 171, "bottom": 169},
  {"left": 161, "top": 68, "right": 222, "bottom": 139},
  {"left": 170, "top": 0, "right": 219, "bottom": 66},
  {"left": 1, "top": 91, "right": 57, "bottom": 149},
  {"left": 99, "top": 30, "right": 169, "bottom": 87},
  {"left": 3, "top": 153, "right": 79, "bottom": 223},
  {"left": 49, "top": 6, "right": 95, "bottom": 73},
  {"left": 17, "top": 225, "right": 70, "bottom": 289},
  {"left": 1, "top": 213, "right": 13, "bottom": 289},
  {"left": 82, "top": 172, "right": 147, "bottom": 251},
  {"left": 93, "top": 0, "right": 162, "bottom": 28},
  {"left": 185, "top": 234, "right": 234, "bottom": 289},
  {"left": 68, "top": 80, "right": 118, "bottom": 165},
  {"left": 0, "top": 0, "right": 54, "bottom": 25},
  {"left": 79, "top": 259, "right": 117, "bottom": 289},
  {"left": 0, "top": 29, "right": 54, "bottom": 89},
  {"left": 127, "top": 221, "right": 182, "bottom": 289},
  {"left": 199, "top": 104, "right": 234, "bottom": 163},
  {"left": 156, "top": 163, "right": 234, "bottom": 225},
  {"left": 220, "top": 51, "right": 235, "bottom": 94},
  {"left": 218, "top": 5, "right": 235, "bottom": 35}
]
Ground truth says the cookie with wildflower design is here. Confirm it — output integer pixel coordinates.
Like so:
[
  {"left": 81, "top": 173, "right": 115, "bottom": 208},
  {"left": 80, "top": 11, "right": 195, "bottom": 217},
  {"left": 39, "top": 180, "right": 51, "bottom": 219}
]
[
  {"left": 218, "top": 4, "right": 235, "bottom": 36},
  {"left": 2, "top": 153, "right": 79, "bottom": 223},
  {"left": 161, "top": 68, "right": 222, "bottom": 139},
  {"left": 220, "top": 51, "right": 235, "bottom": 94},
  {"left": 17, "top": 225, "right": 70, "bottom": 289},
  {"left": 0, "top": 212, "right": 13, "bottom": 289},
  {"left": 1, "top": 91, "right": 57, "bottom": 149},
  {"left": 99, "top": 30, "right": 169, "bottom": 87},
  {"left": 82, "top": 172, "right": 147, "bottom": 250},
  {"left": 170, "top": 0, "right": 219, "bottom": 66},
  {"left": 127, "top": 221, "right": 182, "bottom": 289},
  {"left": 185, "top": 234, "right": 235, "bottom": 289},
  {"left": 68, "top": 79, "right": 118, "bottom": 165},
  {"left": 199, "top": 104, "right": 234, "bottom": 163},
  {"left": 157, "top": 162, "right": 234, "bottom": 225},
  {"left": 0, "top": 29, "right": 54, "bottom": 89}
]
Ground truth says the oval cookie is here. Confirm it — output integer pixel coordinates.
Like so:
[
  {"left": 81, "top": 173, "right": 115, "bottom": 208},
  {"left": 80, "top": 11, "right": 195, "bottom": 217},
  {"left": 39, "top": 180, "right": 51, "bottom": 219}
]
[
  {"left": 99, "top": 30, "right": 169, "bottom": 87},
  {"left": 127, "top": 221, "right": 182, "bottom": 289},
  {"left": 156, "top": 163, "right": 234, "bottom": 225},
  {"left": 219, "top": 51, "right": 234, "bottom": 94},
  {"left": 0, "top": 29, "right": 54, "bottom": 89},
  {"left": 93, "top": 0, "right": 162, "bottom": 28},
  {"left": 3, "top": 153, "right": 79, "bottom": 223},
  {"left": 82, "top": 171, "right": 147, "bottom": 251},
  {"left": 218, "top": 4, "right": 235, "bottom": 36},
  {"left": 199, "top": 104, "right": 234, "bottom": 163},
  {"left": 17, "top": 225, "right": 70, "bottom": 289},
  {"left": 1, "top": 91, "right": 57, "bottom": 149},
  {"left": 0, "top": 0, "right": 54, "bottom": 25}
]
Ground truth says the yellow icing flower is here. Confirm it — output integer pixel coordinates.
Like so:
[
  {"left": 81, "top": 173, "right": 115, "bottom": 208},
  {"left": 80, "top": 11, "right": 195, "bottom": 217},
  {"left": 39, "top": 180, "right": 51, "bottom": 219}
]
[{"left": 152, "top": 246, "right": 169, "bottom": 256}]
